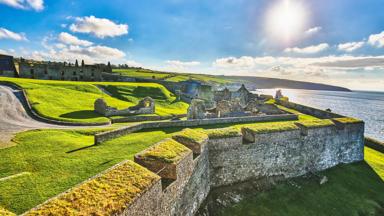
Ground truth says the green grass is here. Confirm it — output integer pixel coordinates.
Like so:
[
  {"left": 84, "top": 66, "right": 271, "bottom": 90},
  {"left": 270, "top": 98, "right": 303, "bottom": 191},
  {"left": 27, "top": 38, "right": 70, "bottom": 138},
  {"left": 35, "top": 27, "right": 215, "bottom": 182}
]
[
  {"left": 220, "top": 148, "right": 384, "bottom": 216},
  {"left": 296, "top": 119, "right": 335, "bottom": 128},
  {"left": 0, "top": 206, "right": 15, "bottom": 216},
  {"left": 25, "top": 160, "right": 160, "bottom": 216},
  {"left": 365, "top": 147, "right": 384, "bottom": 180},
  {"left": 172, "top": 128, "right": 208, "bottom": 144},
  {"left": 101, "top": 84, "right": 188, "bottom": 116},
  {"left": 333, "top": 117, "right": 363, "bottom": 124},
  {"left": 276, "top": 104, "right": 319, "bottom": 121},
  {"left": 242, "top": 121, "right": 299, "bottom": 134},
  {"left": 0, "top": 77, "right": 188, "bottom": 123},
  {"left": 205, "top": 127, "right": 242, "bottom": 139},
  {"left": 0, "top": 127, "right": 181, "bottom": 214},
  {"left": 111, "top": 69, "right": 233, "bottom": 84},
  {"left": 139, "top": 138, "right": 191, "bottom": 163},
  {"left": 112, "top": 69, "right": 172, "bottom": 79}
]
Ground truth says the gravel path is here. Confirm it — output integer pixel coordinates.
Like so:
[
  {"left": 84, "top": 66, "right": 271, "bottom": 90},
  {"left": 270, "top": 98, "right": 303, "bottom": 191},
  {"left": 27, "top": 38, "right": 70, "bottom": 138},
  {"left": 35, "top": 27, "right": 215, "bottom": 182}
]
[{"left": 0, "top": 85, "right": 96, "bottom": 146}]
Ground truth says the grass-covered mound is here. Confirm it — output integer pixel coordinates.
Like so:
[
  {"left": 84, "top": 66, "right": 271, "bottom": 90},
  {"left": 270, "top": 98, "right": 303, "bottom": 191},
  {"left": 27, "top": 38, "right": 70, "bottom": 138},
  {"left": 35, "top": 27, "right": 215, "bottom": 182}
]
[
  {"left": 139, "top": 138, "right": 191, "bottom": 163},
  {"left": 111, "top": 69, "right": 232, "bottom": 84},
  {"left": 172, "top": 128, "right": 208, "bottom": 144},
  {"left": 205, "top": 127, "right": 242, "bottom": 139},
  {"left": 25, "top": 160, "right": 160, "bottom": 216},
  {"left": 100, "top": 84, "right": 188, "bottom": 116},
  {"left": 0, "top": 128, "right": 178, "bottom": 214},
  {"left": 241, "top": 121, "right": 299, "bottom": 134},
  {"left": 0, "top": 207, "right": 15, "bottom": 216},
  {"left": 296, "top": 119, "right": 335, "bottom": 128},
  {"left": 0, "top": 77, "right": 188, "bottom": 123},
  {"left": 220, "top": 148, "right": 384, "bottom": 216}
]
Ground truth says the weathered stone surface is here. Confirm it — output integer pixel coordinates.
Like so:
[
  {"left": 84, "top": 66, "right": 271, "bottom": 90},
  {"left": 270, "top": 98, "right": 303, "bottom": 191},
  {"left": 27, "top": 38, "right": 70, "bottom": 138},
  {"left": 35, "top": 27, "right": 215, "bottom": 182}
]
[
  {"left": 187, "top": 99, "right": 206, "bottom": 120},
  {"left": 94, "top": 96, "right": 155, "bottom": 117}
]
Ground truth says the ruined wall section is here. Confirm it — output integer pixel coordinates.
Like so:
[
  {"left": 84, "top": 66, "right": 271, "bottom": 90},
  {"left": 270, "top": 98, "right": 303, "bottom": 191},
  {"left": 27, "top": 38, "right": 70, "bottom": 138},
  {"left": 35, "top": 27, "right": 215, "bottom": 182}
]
[
  {"left": 209, "top": 120, "right": 364, "bottom": 187},
  {"left": 23, "top": 118, "right": 364, "bottom": 216}
]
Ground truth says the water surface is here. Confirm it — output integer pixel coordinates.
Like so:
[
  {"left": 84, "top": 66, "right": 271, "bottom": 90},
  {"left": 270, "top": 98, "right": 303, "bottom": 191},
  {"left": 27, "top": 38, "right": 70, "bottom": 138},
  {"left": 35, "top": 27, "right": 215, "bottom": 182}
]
[{"left": 254, "top": 89, "right": 384, "bottom": 142}]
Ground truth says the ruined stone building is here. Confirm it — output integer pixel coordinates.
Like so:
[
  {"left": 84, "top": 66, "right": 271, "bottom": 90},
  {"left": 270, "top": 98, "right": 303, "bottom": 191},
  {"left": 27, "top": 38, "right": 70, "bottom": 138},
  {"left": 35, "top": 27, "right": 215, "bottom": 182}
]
[
  {"left": 0, "top": 54, "right": 111, "bottom": 81},
  {"left": 16, "top": 59, "right": 109, "bottom": 81},
  {"left": 0, "top": 54, "right": 17, "bottom": 77}
]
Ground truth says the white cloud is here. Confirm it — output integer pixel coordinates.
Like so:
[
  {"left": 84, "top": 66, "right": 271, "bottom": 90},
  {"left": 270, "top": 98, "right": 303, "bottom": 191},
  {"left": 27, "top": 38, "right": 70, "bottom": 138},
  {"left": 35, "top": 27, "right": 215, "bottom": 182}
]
[
  {"left": 58, "top": 32, "right": 93, "bottom": 46},
  {"left": 368, "top": 31, "right": 384, "bottom": 48},
  {"left": 166, "top": 60, "right": 200, "bottom": 67},
  {"left": 337, "top": 41, "right": 364, "bottom": 52},
  {"left": 305, "top": 26, "right": 322, "bottom": 35},
  {"left": 34, "top": 45, "right": 126, "bottom": 64},
  {"left": 69, "top": 16, "right": 128, "bottom": 38},
  {"left": 284, "top": 43, "right": 329, "bottom": 54},
  {"left": 213, "top": 55, "right": 384, "bottom": 71},
  {"left": 0, "top": 0, "right": 44, "bottom": 11},
  {"left": 213, "top": 56, "right": 255, "bottom": 68},
  {"left": 26, "top": 0, "right": 43, "bottom": 11},
  {"left": 126, "top": 60, "right": 143, "bottom": 68},
  {"left": 0, "top": 27, "right": 27, "bottom": 41},
  {"left": 55, "top": 43, "right": 66, "bottom": 49},
  {"left": 29, "top": 34, "right": 126, "bottom": 64}
]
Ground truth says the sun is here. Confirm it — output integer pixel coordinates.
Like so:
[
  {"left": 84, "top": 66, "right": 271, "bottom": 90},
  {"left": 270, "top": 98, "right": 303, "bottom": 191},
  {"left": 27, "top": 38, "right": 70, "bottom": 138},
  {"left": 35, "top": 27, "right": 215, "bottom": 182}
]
[{"left": 266, "top": 0, "right": 307, "bottom": 43}]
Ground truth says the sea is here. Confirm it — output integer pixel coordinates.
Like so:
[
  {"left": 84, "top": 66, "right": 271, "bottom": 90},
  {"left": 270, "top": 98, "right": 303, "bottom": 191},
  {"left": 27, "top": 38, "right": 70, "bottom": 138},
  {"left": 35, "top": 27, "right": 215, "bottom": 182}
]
[{"left": 253, "top": 89, "right": 384, "bottom": 142}]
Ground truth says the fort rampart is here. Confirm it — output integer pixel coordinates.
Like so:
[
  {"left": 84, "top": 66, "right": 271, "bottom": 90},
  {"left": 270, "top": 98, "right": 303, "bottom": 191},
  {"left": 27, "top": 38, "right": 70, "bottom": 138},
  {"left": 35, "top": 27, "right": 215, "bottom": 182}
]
[{"left": 24, "top": 114, "right": 365, "bottom": 216}]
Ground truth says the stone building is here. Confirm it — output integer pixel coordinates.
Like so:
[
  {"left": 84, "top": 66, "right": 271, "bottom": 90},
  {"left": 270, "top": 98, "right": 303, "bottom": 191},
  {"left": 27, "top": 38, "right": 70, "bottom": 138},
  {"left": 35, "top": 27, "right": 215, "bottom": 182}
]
[
  {"left": 0, "top": 54, "right": 17, "bottom": 77},
  {"left": 16, "top": 58, "right": 109, "bottom": 81}
]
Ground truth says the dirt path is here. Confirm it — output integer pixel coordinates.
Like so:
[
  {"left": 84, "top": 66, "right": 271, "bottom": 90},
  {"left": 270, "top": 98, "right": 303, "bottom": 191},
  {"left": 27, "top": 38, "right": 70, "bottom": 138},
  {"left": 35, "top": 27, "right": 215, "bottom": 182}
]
[{"left": 0, "top": 85, "right": 97, "bottom": 147}]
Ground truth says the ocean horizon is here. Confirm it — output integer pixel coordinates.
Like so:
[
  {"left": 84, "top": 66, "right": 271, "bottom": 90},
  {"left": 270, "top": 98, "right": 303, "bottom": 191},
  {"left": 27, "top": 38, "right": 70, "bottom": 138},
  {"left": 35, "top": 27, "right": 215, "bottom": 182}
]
[{"left": 254, "top": 89, "right": 384, "bottom": 142}]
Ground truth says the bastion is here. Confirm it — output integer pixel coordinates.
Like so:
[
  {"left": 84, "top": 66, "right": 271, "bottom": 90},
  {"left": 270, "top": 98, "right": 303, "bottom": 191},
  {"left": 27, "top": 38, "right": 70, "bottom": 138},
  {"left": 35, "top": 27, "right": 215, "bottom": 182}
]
[{"left": 22, "top": 101, "right": 365, "bottom": 216}]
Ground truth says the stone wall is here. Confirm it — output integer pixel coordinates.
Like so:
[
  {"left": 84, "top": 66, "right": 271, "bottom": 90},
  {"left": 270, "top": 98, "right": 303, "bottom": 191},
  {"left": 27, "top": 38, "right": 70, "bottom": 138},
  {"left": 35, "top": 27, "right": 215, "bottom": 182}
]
[
  {"left": 276, "top": 99, "right": 344, "bottom": 119},
  {"left": 365, "top": 137, "right": 384, "bottom": 153},
  {"left": 24, "top": 115, "right": 364, "bottom": 216},
  {"left": 209, "top": 121, "right": 364, "bottom": 187},
  {"left": 94, "top": 114, "right": 298, "bottom": 144},
  {"left": 25, "top": 117, "right": 364, "bottom": 216}
]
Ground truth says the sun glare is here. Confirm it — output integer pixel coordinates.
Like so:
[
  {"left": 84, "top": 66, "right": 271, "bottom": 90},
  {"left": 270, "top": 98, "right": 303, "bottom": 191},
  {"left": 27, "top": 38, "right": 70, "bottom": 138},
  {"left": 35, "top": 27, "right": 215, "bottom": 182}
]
[{"left": 266, "top": 0, "right": 307, "bottom": 43}]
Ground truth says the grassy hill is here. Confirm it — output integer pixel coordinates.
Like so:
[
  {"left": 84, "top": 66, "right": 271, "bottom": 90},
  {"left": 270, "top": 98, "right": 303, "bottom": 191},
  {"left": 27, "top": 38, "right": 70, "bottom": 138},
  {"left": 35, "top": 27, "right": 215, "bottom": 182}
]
[
  {"left": 0, "top": 77, "right": 188, "bottom": 123},
  {"left": 112, "top": 68, "right": 233, "bottom": 84},
  {"left": 220, "top": 147, "right": 384, "bottom": 216},
  {"left": 111, "top": 68, "right": 350, "bottom": 91}
]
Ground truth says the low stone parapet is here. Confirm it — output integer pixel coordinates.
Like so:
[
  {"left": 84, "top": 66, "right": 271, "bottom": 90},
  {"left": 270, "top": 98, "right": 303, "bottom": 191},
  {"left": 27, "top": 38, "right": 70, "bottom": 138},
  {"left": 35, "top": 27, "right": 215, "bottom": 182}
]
[
  {"left": 134, "top": 138, "right": 193, "bottom": 181},
  {"left": 94, "top": 113, "right": 298, "bottom": 144},
  {"left": 23, "top": 160, "right": 161, "bottom": 216},
  {"left": 172, "top": 129, "right": 208, "bottom": 156},
  {"left": 365, "top": 137, "right": 384, "bottom": 153}
]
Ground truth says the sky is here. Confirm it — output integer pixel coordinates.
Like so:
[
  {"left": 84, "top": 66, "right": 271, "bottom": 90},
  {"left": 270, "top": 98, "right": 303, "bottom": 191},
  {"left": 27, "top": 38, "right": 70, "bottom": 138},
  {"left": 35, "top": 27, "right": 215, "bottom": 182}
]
[{"left": 1, "top": 0, "right": 384, "bottom": 91}]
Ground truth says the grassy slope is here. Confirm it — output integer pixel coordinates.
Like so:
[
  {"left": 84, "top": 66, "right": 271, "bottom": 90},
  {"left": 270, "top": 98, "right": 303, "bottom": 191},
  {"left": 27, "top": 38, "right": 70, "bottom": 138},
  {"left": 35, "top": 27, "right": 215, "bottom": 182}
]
[
  {"left": 0, "top": 77, "right": 188, "bottom": 123},
  {"left": 0, "top": 128, "right": 182, "bottom": 214},
  {"left": 111, "top": 69, "right": 232, "bottom": 84},
  {"left": 221, "top": 147, "right": 384, "bottom": 216}
]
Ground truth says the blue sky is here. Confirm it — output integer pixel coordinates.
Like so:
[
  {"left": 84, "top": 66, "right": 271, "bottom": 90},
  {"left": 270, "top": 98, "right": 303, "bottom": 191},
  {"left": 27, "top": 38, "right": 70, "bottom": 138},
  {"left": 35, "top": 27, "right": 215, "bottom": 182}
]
[{"left": 1, "top": 0, "right": 384, "bottom": 90}]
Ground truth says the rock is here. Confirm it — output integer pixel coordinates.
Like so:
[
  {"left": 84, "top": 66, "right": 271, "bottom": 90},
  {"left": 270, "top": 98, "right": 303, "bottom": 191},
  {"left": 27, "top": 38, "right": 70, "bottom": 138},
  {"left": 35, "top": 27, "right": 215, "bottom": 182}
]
[
  {"left": 275, "top": 89, "right": 283, "bottom": 99},
  {"left": 320, "top": 176, "right": 328, "bottom": 185},
  {"left": 187, "top": 99, "right": 206, "bottom": 120}
]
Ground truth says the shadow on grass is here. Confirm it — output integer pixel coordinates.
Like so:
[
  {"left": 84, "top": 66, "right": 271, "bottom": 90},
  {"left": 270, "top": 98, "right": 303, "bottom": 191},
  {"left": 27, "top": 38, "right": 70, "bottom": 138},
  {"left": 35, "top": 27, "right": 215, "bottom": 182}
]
[
  {"left": 203, "top": 162, "right": 384, "bottom": 216},
  {"left": 66, "top": 144, "right": 96, "bottom": 153},
  {"left": 60, "top": 110, "right": 101, "bottom": 119}
]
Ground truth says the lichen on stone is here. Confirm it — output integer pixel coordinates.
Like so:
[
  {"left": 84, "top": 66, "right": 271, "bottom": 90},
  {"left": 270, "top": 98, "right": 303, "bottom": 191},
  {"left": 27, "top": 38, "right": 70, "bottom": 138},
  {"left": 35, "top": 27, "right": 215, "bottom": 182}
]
[
  {"left": 333, "top": 117, "right": 363, "bottom": 124},
  {"left": 0, "top": 207, "right": 15, "bottom": 216},
  {"left": 172, "top": 128, "right": 208, "bottom": 144},
  {"left": 205, "top": 127, "right": 242, "bottom": 139},
  {"left": 140, "top": 138, "right": 191, "bottom": 163},
  {"left": 24, "top": 160, "right": 160, "bottom": 216}
]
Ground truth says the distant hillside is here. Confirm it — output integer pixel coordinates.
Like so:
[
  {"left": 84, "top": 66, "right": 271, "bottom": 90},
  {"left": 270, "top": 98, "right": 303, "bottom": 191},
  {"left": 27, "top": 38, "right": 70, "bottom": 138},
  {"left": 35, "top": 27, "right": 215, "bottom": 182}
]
[
  {"left": 224, "top": 76, "right": 351, "bottom": 92},
  {"left": 110, "top": 69, "right": 351, "bottom": 92}
]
